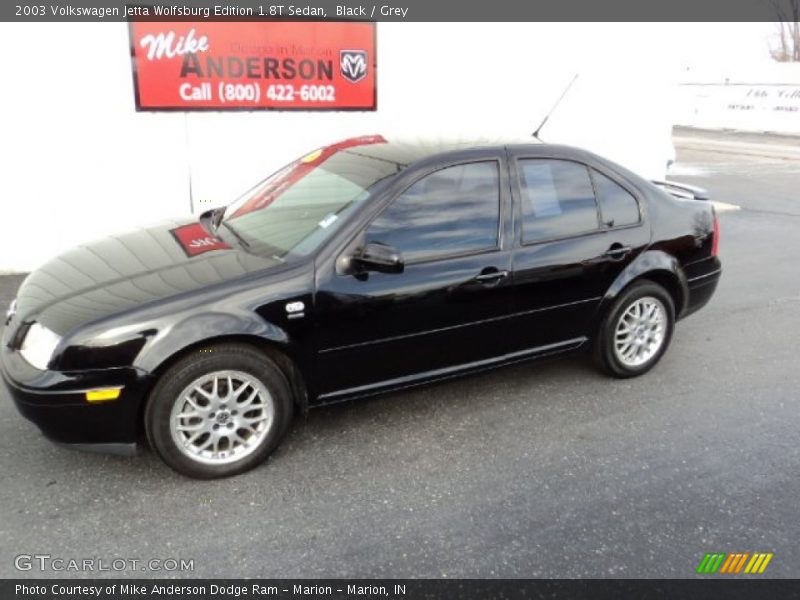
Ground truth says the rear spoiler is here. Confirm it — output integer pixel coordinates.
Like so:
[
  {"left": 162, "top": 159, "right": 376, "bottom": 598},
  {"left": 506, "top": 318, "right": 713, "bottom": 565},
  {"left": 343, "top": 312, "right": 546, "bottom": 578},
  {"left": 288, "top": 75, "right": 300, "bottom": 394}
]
[{"left": 651, "top": 180, "right": 710, "bottom": 201}]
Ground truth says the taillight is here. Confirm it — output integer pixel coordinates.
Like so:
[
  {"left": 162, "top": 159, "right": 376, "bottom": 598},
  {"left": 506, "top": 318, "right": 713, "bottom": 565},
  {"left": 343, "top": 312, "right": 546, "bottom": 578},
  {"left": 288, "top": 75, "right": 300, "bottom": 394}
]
[{"left": 711, "top": 212, "right": 720, "bottom": 257}]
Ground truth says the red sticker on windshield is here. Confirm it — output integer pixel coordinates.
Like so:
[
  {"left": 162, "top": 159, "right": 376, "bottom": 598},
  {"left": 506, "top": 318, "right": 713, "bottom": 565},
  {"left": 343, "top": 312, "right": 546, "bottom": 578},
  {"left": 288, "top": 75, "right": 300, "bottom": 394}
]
[
  {"left": 229, "top": 135, "right": 386, "bottom": 219},
  {"left": 170, "top": 223, "right": 231, "bottom": 257}
]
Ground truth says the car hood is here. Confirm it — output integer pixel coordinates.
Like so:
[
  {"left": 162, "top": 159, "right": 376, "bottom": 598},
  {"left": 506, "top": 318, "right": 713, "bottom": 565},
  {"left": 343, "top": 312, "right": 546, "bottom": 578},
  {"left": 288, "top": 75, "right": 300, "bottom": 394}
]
[{"left": 9, "top": 218, "right": 281, "bottom": 336}]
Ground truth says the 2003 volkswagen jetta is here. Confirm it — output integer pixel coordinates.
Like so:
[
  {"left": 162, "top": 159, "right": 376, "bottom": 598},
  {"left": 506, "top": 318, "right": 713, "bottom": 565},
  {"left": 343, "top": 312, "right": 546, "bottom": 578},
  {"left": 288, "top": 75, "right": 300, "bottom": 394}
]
[{"left": 1, "top": 136, "right": 721, "bottom": 478}]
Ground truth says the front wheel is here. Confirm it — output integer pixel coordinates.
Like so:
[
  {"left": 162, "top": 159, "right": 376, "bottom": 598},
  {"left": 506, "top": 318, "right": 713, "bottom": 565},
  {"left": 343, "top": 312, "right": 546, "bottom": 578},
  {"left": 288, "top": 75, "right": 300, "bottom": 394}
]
[
  {"left": 145, "top": 344, "right": 294, "bottom": 479},
  {"left": 594, "top": 281, "right": 675, "bottom": 378}
]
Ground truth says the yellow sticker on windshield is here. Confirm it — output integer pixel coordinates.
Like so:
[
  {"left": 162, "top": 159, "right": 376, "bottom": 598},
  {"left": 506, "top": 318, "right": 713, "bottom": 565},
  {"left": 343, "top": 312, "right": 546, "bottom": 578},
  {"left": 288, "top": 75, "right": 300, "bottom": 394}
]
[{"left": 301, "top": 149, "right": 323, "bottom": 163}]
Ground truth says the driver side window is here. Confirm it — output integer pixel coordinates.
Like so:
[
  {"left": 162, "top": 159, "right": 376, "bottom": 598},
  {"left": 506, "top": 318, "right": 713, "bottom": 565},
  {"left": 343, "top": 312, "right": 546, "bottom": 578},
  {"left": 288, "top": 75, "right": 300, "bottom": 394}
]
[{"left": 365, "top": 161, "right": 500, "bottom": 263}]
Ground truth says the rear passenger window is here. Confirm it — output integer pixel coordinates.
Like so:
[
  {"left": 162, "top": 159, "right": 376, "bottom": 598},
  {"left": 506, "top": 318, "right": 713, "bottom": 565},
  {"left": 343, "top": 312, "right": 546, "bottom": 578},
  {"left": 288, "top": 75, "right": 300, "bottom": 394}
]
[
  {"left": 518, "top": 159, "right": 599, "bottom": 243},
  {"left": 591, "top": 169, "right": 641, "bottom": 227}
]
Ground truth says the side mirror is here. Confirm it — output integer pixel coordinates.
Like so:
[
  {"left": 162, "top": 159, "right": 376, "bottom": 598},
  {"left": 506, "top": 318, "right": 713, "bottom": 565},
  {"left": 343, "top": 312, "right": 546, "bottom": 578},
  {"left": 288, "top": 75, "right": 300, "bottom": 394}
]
[{"left": 352, "top": 242, "right": 404, "bottom": 274}]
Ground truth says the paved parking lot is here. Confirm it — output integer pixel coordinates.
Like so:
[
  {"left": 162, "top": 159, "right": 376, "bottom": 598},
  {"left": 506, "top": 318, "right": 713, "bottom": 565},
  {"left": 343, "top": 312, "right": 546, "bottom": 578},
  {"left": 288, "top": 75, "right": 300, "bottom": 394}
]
[{"left": 1, "top": 142, "right": 799, "bottom": 578}]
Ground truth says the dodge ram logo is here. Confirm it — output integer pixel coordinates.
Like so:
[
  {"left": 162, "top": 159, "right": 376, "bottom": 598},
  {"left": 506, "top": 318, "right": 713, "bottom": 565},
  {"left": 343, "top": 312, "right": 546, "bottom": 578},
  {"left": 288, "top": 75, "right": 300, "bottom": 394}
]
[{"left": 340, "top": 50, "right": 368, "bottom": 83}]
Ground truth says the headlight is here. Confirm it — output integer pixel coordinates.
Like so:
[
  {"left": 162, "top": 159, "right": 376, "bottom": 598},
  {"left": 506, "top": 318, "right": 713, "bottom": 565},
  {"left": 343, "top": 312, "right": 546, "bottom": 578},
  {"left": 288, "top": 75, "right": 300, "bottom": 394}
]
[{"left": 20, "top": 322, "right": 62, "bottom": 370}]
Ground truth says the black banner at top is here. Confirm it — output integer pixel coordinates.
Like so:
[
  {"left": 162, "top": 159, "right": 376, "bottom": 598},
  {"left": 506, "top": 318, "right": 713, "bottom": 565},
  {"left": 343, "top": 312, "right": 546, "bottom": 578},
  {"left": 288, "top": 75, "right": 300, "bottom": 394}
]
[{"left": 0, "top": 0, "right": 794, "bottom": 21}]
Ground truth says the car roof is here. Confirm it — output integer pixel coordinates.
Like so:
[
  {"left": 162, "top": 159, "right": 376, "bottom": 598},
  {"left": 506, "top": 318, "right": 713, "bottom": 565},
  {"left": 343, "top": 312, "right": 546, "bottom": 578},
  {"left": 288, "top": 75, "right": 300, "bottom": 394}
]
[{"left": 338, "top": 135, "right": 543, "bottom": 168}]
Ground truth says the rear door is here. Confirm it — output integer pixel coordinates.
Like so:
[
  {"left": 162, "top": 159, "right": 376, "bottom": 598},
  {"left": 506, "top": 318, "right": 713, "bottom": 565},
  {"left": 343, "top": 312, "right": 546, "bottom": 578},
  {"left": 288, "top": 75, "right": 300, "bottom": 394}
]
[
  {"left": 313, "top": 153, "right": 514, "bottom": 400},
  {"left": 505, "top": 148, "right": 651, "bottom": 353}
]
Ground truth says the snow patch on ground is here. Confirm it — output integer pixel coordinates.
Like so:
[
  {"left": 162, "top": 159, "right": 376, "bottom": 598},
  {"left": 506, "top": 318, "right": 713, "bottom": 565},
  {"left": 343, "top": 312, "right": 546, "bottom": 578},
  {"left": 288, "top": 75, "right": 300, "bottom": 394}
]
[
  {"left": 713, "top": 201, "right": 741, "bottom": 212},
  {"left": 667, "top": 164, "right": 711, "bottom": 177}
]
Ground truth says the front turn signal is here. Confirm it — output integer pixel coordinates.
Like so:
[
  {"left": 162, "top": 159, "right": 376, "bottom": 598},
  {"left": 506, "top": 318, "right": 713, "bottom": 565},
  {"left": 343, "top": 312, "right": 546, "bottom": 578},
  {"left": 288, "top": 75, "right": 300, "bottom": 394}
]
[{"left": 85, "top": 388, "right": 122, "bottom": 403}]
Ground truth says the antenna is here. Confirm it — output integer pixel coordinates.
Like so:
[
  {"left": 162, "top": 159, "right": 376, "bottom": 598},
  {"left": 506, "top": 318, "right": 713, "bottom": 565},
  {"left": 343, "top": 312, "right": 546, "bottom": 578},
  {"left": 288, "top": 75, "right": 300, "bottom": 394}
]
[
  {"left": 183, "top": 112, "right": 196, "bottom": 214},
  {"left": 532, "top": 73, "right": 579, "bottom": 141}
]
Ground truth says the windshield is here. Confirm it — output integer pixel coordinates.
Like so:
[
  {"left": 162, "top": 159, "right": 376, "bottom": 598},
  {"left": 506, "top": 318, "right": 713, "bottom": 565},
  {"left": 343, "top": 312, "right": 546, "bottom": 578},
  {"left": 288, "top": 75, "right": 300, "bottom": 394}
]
[{"left": 222, "top": 136, "right": 402, "bottom": 260}]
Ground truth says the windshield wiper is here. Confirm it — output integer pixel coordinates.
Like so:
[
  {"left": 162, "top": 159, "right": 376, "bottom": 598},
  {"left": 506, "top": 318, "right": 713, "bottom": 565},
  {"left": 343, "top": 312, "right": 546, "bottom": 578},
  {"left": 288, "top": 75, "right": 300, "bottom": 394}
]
[{"left": 220, "top": 221, "right": 251, "bottom": 248}]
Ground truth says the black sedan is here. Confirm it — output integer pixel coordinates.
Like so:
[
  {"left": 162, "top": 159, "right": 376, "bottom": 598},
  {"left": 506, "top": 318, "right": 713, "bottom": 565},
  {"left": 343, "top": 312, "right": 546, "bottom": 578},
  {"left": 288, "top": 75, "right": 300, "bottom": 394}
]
[{"left": 1, "top": 136, "right": 721, "bottom": 478}]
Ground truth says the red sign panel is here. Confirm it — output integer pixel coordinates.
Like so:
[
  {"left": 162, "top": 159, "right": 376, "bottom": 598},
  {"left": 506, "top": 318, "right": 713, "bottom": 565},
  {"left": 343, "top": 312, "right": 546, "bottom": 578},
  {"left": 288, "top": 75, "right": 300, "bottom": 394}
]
[
  {"left": 129, "top": 22, "right": 376, "bottom": 111},
  {"left": 170, "top": 223, "right": 231, "bottom": 256}
]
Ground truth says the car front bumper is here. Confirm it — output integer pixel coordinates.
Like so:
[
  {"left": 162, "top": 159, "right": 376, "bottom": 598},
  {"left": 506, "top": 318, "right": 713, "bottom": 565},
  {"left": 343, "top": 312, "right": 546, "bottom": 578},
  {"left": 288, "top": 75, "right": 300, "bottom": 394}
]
[{"left": 1, "top": 345, "right": 153, "bottom": 453}]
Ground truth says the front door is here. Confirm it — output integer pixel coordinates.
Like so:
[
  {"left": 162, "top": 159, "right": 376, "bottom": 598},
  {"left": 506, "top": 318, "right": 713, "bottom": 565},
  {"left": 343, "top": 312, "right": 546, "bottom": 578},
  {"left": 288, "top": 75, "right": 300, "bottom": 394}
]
[{"left": 314, "top": 157, "right": 514, "bottom": 400}]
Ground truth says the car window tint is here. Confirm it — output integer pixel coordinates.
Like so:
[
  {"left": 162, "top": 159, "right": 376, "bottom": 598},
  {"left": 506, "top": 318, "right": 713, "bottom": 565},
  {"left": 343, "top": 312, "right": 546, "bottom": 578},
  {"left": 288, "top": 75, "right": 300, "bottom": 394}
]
[
  {"left": 591, "top": 169, "right": 641, "bottom": 227},
  {"left": 518, "top": 159, "right": 599, "bottom": 242},
  {"left": 365, "top": 161, "right": 500, "bottom": 262}
]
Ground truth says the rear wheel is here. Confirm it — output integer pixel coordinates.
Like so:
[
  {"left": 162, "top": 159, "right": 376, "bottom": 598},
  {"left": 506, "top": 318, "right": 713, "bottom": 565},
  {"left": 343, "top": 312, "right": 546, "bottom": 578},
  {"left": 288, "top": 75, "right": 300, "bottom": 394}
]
[
  {"left": 145, "top": 344, "right": 293, "bottom": 479},
  {"left": 594, "top": 281, "right": 675, "bottom": 378}
]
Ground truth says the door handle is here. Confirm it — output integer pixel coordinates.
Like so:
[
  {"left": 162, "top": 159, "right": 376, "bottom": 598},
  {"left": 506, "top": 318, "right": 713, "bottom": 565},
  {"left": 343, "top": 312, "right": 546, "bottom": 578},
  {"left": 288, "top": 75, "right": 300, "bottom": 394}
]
[
  {"left": 603, "top": 246, "right": 632, "bottom": 261},
  {"left": 474, "top": 269, "right": 509, "bottom": 283}
]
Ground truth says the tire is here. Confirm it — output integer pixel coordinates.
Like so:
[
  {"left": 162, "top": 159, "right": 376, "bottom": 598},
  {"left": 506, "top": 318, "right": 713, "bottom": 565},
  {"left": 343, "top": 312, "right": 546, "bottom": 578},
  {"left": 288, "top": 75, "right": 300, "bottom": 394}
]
[
  {"left": 594, "top": 280, "right": 675, "bottom": 378},
  {"left": 145, "top": 343, "right": 294, "bottom": 479}
]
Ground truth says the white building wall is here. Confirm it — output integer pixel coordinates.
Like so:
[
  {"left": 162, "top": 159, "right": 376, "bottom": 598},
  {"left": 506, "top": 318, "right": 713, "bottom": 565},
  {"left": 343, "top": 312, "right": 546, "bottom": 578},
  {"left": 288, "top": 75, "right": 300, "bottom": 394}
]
[{"left": 676, "top": 62, "right": 800, "bottom": 133}]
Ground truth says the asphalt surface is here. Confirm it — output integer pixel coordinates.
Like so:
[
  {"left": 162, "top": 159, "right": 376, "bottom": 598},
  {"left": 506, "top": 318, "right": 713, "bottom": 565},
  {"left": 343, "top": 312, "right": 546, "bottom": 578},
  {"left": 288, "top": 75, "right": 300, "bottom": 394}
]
[{"left": 1, "top": 142, "right": 799, "bottom": 579}]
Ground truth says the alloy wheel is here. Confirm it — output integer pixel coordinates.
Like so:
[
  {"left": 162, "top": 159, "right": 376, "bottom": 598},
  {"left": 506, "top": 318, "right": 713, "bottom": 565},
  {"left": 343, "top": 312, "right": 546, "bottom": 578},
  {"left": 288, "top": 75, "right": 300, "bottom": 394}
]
[
  {"left": 613, "top": 296, "right": 667, "bottom": 368},
  {"left": 169, "top": 370, "right": 274, "bottom": 465}
]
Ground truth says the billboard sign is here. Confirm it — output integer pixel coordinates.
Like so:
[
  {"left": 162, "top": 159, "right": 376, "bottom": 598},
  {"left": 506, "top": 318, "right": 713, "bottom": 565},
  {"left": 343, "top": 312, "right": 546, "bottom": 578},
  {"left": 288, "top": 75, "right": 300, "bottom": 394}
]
[{"left": 129, "top": 21, "right": 376, "bottom": 111}]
